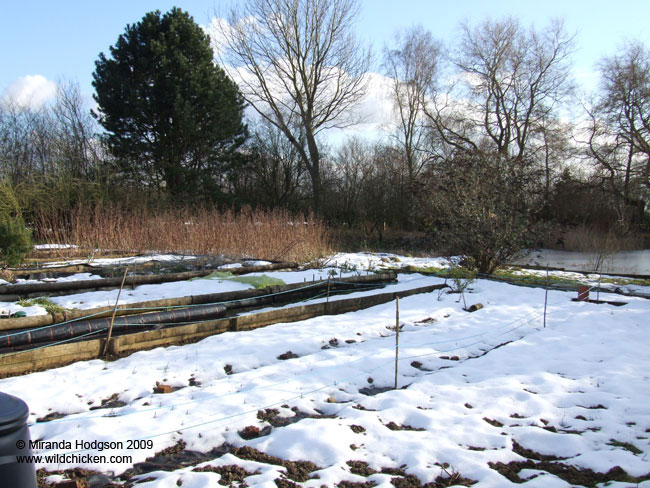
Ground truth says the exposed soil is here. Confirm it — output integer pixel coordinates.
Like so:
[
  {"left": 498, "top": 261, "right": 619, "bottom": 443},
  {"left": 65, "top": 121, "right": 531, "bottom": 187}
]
[
  {"left": 410, "top": 361, "right": 432, "bottom": 372},
  {"left": 44, "top": 438, "right": 321, "bottom": 486},
  {"left": 120, "top": 440, "right": 230, "bottom": 480},
  {"left": 89, "top": 393, "right": 127, "bottom": 411},
  {"left": 343, "top": 462, "right": 474, "bottom": 488},
  {"left": 390, "top": 472, "right": 476, "bottom": 488},
  {"left": 231, "top": 446, "right": 321, "bottom": 482},
  {"left": 36, "top": 411, "right": 67, "bottom": 423},
  {"left": 391, "top": 474, "right": 423, "bottom": 487},
  {"left": 350, "top": 425, "right": 366, "bottom": 434},
  {"left": 359, "top": 386, "right": 393, "bottom": 396},
  {"left": 256, "top": 407, "right": 333, "bottom": 428},
  {"left": 415, "top": 317, "right": 436, "bottom": 324},
  {"left": 347, "top": 460, "right": 377, "bottom": 476},
  {"left": 488, "top": 459, "right": 650, "bottom": 487},
  {"left": 482, "top": 417, "right": 504, "bottom": 428},
  {"left": 36, "top": 467, "right": 120, "bottom": 488},
  {"left": 274, "top": 478, "right": 299, "bottom": 488},
  {"left": 238, "top": 424, "right": 272, "bottom": 439},
  {"left": 277, "top": 351, "right": 299, "bottom": 360},
  {"left": 489, "top": 442, "right": 650, "bottom": 487},
  {"left": 352, "top": 404, "right": 377, "bottom": 411},
  {"left": 384, "top": 421, "right": 425, "bottom": 432},
  {"left": 511, "top": 440, "right": 566, "bottom": 461},
  {"left": 608, "top": 439, "right": 643, "bottom": 455},
  {"left": 257, "top": 408, "right": 281, "bottom": 423},
  {"left": 337, "top": 481, "right": 377, "bottom": 488}
]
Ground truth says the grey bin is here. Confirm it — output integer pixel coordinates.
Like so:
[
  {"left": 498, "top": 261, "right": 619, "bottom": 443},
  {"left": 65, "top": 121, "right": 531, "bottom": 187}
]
[{"left": 0, "top": 392, "right": 37, "bottom": 488}]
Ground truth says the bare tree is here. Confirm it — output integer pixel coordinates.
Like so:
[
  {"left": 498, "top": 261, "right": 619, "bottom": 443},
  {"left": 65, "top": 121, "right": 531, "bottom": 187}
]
[
  {"left": 242, "top": 118, "right": 309, "bottom": 209},
  {"left": 0, "top": 100, "right": 53, "bottom": 179},
  {"left": 423, "top": 17, "right": 574, "bottom": 161},
  {"left": 383, "top": 26, "right": 442, "bottom": 224},
  {"left": 586, "top": 40, "right": 650, "bottom": 223},
  {"left": 331, "top": 136, "right": 375, "bottom": 224},
  {"left": 218, "top": 0, "right": 370, "bottom": 212},
  {"left": 51, "top": 80, "right": 102, "bottom": 180},
  {"left": 534, "top": 116, "right": 576, "bottom": 218},
  {"left": 0, "top": 81, "right": 102, "bottom": 182}
]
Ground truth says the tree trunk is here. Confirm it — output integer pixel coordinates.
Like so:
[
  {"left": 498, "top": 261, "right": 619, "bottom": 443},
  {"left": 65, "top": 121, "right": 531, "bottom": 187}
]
[{"left": 305, "top": 130, "right": 323, "bottom": 214}]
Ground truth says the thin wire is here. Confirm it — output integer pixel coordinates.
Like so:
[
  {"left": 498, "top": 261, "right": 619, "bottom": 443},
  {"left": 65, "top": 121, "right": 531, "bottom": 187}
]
[
  {"left": 24, "top": 275, "right": 580, "bottom": 433},
  {"left": 32, "top": 296, "right": 543, "bottom": 427}
]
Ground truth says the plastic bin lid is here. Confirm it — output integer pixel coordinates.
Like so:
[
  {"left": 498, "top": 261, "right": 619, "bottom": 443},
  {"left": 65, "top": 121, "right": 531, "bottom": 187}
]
[{"left": 0, "top": 392, "right": 29, "bottom": 430}]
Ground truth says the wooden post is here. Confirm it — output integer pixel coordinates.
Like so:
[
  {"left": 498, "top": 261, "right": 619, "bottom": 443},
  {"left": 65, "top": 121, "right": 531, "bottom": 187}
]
[
  {"left": 326, "top": 278, "right": 331, "bottom": 304},
  {"left": 103, "top": 267, "right": 129, "bottom": 356},
  {"left": 394, "top": 296, "right": 400, "bottom": 390},
  {"left": 543, "top": 266, "right": 549, "bottom": 328}
]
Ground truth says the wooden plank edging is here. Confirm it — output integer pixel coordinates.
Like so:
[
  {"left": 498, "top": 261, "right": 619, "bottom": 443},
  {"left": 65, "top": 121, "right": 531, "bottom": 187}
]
[
  {"left": 0, "top": 273, "right": 396, "bottom": 332},
  {"left": 0, "top": 283, "right": 446, "bottom": 377}
]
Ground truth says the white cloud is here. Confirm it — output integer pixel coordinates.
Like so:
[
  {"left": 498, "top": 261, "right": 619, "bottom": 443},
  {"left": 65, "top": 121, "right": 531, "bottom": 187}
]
[
  {"left": 203, "top": 17, "right": 230, "bottom": 57},
  {"left": 205, "top": 16, "right": 399, "bottom": 145},
  {"left": 1, "top": 75, "right": 57, "bottom": 108}
]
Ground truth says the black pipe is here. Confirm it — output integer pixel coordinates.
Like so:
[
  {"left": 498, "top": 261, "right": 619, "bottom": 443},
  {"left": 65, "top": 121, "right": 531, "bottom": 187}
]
[{"left": 0, "top": 304, "right": 226, "bottom": 349}]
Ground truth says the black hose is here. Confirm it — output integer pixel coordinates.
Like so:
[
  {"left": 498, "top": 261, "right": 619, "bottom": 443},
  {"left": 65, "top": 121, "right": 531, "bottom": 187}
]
[{"left": 0, "top": 304, "right": 226, "bottom": 348}]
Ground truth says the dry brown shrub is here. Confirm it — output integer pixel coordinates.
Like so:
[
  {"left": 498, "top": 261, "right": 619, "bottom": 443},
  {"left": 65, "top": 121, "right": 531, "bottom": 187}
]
[
  {"left": 562, "top": 225, "right": 644, "bottom": 253},
  {"left": 31, "top": 204, "right": 331, "bottom": 263}
]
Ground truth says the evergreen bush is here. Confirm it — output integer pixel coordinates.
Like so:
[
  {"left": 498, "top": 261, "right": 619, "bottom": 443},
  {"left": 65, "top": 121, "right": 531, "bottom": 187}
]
[{"left": 0, "top": 217, "right": 32, "bottom": 266}]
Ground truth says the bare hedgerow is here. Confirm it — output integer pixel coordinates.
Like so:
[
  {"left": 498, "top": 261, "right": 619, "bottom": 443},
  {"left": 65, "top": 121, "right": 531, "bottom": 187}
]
[{"left": 31, "top": 204, "right": 331, "bottom": 263}]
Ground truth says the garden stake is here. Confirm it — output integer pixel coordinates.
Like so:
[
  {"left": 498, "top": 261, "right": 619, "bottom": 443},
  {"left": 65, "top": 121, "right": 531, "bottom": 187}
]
[
  {"left": 103, "top": 267, "right": 129, "bottom": 356},
  {"left": 394, "top": 296, "right": 400, "bottom": 390},
  {"left": 326, "top": 278, "right": 331, "bottom": 304},
  {"left": 544, "top": 266, "right": 549, "bottom": 328}
]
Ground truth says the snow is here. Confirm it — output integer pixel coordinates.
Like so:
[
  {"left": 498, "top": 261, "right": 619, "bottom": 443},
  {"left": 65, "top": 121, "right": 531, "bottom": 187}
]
[
  {"left": 1, "top": 252, "right": 649, "bottom": 487},
  {"left": 34, "top": 244, "right": 79, "bottom": 250},
  {"left": 39, "top": 253, "right": 199, "bottom": 268},
  {"left": 325, "top": 251, "right": 453, "bottom": 272}
]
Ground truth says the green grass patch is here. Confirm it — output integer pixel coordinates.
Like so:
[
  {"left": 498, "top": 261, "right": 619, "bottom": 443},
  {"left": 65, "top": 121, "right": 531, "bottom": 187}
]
[
  {"left": 608, "top": 439, "right": 643, "bottom": 455},
  {"left": 493, "top": 268, "right": 583, "bottom": 286},
  {"left": 229, "top": 275, "right": 286, "bottom": 289},
  {"left": 17, "top": 297, "right": 66, "bottom": 315},
  {"left": 402, "top": 265, "right": 447, "bottom": 274},
  {"left": 194, "top": 271, "right": 285, "bottom": 289},
  {"left": 601, "top": 277, "right": 650, "bottom": 286},
  {"left": 494, "top": 267, "right": 650, "bottom": 288}
]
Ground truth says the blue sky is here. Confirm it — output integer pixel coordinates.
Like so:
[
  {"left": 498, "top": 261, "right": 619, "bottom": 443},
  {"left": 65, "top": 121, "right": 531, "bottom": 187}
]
[{"left": 1, "top": 0, "right": 649, "bottom": 105}]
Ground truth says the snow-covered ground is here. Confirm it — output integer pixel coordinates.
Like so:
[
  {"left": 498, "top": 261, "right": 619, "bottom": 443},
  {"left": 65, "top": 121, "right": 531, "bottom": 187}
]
[{"left": 1, "top": 253, "right": 649, "bottom": 487}]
